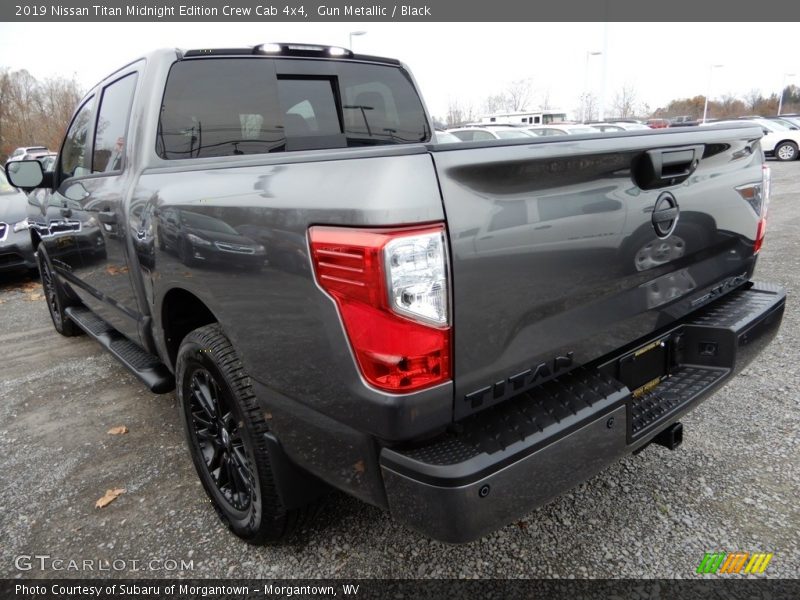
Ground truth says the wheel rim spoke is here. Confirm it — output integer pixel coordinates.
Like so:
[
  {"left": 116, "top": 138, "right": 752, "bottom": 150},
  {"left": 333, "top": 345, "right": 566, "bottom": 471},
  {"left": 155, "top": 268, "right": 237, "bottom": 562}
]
[
  {"left": 191, "top": 373, "right": 217, "bottom": 420},
  {"left": 187, "top": 366, "right": 252, "bottom": 512},
  {"left": 230, "top": 445, "right": 254, "bottom": 500}
]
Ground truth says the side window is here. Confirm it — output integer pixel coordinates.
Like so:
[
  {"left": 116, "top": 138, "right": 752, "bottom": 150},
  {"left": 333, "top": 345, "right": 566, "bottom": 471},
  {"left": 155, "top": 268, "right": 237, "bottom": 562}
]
[
  {"left": 158, "top": 59, "right": 283, "bottom": 159},
  {"left": 59, "top": 98, "right": 94, "bottom": 182},
  {"left": 472, "top": 131, "right": 495, "bottom": 141},
  {"left": 276, "top": 77, "right": 345, "bottom": 150},
  {"left": 93, "top": 72, "right": 138, "bottom": 173}
]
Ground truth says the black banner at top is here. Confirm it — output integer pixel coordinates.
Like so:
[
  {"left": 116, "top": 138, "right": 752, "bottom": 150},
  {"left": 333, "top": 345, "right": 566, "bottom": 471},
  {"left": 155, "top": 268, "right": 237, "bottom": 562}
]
[{"left": 2, "top": 0, "right": 800, "bottom": 21}]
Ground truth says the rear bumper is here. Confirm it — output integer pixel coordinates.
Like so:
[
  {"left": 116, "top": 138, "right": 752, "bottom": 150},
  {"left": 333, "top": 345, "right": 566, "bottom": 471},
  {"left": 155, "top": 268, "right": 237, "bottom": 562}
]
[{"left": 380, "top": 281, "right": 785, "bottom": 543}]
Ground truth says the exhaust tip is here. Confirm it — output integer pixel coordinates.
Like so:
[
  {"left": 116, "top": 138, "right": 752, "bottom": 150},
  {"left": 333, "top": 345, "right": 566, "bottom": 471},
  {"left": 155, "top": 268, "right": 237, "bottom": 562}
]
[{"left": 654, "top": 422, "right": 683, "bottom": 450}]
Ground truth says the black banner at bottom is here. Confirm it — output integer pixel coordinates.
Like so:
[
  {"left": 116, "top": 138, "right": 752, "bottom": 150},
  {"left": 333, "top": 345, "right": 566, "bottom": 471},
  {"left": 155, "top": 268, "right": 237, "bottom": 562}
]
[{"left": 3, "top": 579, "right": 800, "bottom": 600}]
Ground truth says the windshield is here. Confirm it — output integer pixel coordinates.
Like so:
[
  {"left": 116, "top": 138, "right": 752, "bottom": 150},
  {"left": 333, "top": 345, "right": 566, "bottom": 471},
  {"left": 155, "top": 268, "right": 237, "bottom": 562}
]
[
  {"left": 180, "top": 211, "right": 239, "bottom": 235},
  {"left": 755, "top": 119, "right": 785, "bottom": 131},
  {"left": 566, "top": 126, "right": 599, "bottom": 134},
  {"left": 495, "top": 129, "right": 532, "bottom": 139},
  {"left": 0, "top": 170, "right": 18, "bottom": 195},
  {"left": 434, "top": 131, "right": 462, "bottom": 143}
]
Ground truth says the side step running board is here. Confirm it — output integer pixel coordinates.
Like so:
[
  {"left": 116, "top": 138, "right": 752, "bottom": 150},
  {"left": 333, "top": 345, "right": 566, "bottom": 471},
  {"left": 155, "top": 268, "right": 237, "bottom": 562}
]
[{"left": 65, "top": 306, "right": 175, "bottom": 394}]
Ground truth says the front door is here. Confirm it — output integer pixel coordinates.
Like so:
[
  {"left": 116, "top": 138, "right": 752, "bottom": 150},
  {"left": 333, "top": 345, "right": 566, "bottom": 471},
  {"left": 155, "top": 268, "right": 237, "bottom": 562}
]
[{"left": 53, "top": 69, "right": 143, "bottom": 343}]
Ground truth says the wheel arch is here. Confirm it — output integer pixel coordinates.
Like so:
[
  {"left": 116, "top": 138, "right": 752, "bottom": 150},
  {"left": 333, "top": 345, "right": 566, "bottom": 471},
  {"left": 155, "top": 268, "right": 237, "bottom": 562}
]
[{"left": 160, "top": 286, "right": 219, "bottom": 369}]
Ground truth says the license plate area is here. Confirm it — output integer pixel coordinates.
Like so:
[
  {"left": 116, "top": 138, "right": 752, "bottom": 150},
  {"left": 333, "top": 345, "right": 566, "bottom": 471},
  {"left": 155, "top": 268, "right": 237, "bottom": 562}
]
[{"left": 617, "top": 336, "right": 671, "bottom": 397}]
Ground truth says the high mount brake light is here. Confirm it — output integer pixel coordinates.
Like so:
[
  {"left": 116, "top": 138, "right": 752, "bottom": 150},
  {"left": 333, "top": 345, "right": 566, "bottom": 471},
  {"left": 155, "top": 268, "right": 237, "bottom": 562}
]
[{"left": 309, "top": 224, "right": 451, "bottom": 393}]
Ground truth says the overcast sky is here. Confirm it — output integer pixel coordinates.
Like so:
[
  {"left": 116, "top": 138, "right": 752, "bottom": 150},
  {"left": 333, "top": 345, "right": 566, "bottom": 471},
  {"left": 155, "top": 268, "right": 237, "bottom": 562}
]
[{"left": 0, "top": 22, "right": 797, "bottom": 119}]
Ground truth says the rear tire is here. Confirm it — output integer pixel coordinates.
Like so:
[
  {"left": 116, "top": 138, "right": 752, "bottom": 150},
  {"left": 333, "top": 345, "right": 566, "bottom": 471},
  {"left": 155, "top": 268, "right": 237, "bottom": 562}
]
[
  {"left": 775, "top": 141, "right": 798, "bottom": 161},
  {"left": 37, "top": 246, "right": 81, "bottom": 337},
  {"left": 178, "top": 238, "right": 195, "bottom": 267},
  {"left": 176, "top": 323, "right": 313, "bottom": 544}
]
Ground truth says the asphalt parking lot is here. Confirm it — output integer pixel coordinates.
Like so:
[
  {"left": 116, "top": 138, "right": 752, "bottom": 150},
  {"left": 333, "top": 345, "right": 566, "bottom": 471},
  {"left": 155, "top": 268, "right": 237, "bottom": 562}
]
[{"left": 1, "top": 161, "right": 798, "bottom": 580}]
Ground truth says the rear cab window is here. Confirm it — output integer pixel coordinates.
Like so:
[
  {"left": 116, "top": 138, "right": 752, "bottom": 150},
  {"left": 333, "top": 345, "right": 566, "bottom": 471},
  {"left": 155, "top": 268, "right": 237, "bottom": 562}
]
[{"left": 157, "top": 57, "right": 430, "bottom": 159}]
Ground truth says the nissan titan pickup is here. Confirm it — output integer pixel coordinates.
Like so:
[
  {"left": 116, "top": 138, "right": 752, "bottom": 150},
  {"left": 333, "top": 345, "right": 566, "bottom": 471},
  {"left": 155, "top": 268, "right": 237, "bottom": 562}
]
[{"left": 5, "top": 43, "right": 785, "bottom": 543}]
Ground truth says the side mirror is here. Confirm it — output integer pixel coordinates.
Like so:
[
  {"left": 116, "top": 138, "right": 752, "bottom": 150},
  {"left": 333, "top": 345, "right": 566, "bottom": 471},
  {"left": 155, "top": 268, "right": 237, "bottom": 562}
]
[
  {"left": 6, "top": 160, "right": 48, "bottom": 191},
  {"left": 762, "top": 128, "right": 770, "bottom": 136}
]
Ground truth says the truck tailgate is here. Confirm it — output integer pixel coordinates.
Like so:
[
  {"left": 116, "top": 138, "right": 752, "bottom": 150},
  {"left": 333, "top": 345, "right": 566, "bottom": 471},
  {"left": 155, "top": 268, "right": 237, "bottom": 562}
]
[{"left": 433, "top": 126, "right": 766, "bottom": 419}]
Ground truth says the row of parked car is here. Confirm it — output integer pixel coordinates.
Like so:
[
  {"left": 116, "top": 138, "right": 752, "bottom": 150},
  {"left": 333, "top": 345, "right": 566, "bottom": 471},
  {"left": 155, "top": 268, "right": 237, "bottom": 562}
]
[
  {"left": 4, "top": 145, "right": 57, "bottom": 171},
  {"left": 437, "top": 114, "right": 800, "bottom": 161}
]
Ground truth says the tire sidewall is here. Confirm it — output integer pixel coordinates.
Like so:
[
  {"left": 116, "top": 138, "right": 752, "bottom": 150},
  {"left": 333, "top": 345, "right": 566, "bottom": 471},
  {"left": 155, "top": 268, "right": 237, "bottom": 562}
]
[
  {"left": 37, "top": 246, "right": 76, "bottom": 335},
  {"left": 176, "top": 337, "right": 264, "bottom": 538}
]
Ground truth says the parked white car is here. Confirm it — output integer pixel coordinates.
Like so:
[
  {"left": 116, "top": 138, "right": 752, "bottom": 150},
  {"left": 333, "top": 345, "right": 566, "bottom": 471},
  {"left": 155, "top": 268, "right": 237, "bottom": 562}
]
[
  {"left": 702, "top": 118, "right": 800, "bottom": 161},
  {"left": 526, "top": 124, "right": 599, "bottom": 136},
  {"left": 447, "top": 126, "right": 534, "bottom": 141},
  {"left": 434, "top": 130, "right": 463, "bottom": 143},
  {"left": 589, "top": 122, "right": 652, "bottom": 132},
  {"left": 5, "top": 146, "right": 51, "bottom": 167}
]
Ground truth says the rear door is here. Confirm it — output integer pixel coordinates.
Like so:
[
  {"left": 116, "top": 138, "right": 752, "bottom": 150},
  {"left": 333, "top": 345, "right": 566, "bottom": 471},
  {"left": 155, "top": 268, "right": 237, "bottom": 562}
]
[{"left": 435, "top": 127, "right": 765, "bottom": 418}]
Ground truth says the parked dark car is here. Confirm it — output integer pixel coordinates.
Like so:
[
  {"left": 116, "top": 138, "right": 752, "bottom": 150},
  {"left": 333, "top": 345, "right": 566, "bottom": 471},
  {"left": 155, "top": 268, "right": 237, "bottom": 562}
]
[
  {"left": 155, "top": 207, "right": 266, "bottom": 270},
  {"left": 0, "top": 168, "right": 37, "bottom": 273},
  {"left": 6, "top": 44, "right": 785, "bottom": 545},
  {"left": 668, "top": 116, "right": 699, "bottom": 127}
]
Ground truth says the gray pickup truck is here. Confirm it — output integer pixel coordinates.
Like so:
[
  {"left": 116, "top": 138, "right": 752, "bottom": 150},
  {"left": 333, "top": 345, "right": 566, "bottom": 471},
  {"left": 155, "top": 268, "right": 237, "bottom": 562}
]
[{"left": 6, "top": 44, "right": 785, "bottom": 544}]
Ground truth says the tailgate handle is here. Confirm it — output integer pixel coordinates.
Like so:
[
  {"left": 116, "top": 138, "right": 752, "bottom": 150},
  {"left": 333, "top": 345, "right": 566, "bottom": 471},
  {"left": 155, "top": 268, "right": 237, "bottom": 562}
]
[{"left": 633, "top": 145, "right": 703, "bottom": 190}]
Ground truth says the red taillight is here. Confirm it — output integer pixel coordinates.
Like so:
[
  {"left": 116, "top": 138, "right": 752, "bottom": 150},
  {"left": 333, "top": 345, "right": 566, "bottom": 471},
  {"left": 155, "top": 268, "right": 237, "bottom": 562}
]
[
  {"left": 755, "top": 164, "right": 770, "bottom": 254},
  {"left": 309, "top": 224, "right": 451, "bottom": 393},
  {"left": 754, "top": 218, "right": 767, "bottom": 254}
]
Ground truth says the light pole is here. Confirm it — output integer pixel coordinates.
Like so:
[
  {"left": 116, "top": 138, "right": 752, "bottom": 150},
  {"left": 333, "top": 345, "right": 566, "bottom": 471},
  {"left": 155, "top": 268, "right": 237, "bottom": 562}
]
[
  {"left": 702, "top": 64, "right": 724, "bottom": 124},
  {"left": 598, "top": 21, "right": 609, "bottom": 121},
  {"left": 349, "top": 30, "right": 366, "bottom": 50},
  {"left": 582, "top": 51, "right": 602, "bottom": 122},
  {"left": 777, "top": 72, "right": 796, "bottom": 116}
]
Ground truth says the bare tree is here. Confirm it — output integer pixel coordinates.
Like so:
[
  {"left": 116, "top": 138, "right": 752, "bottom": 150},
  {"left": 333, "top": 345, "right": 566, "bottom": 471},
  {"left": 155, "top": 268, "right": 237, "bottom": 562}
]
[
  {"left": 717, "top": 93, "right": 746, "bottom": 118},
  {"left": 482, "top": 93, "right": 508, "bottom": 115},
  {"left": 0, "top": 68, "right": 10, "bottom": 154},
  {"left": 612, "top": 84, "right": 638, "bottom": 118},
  {"left": 506, "top": 78, "right": 532, "bottom": 112},
  {"left": 0, "top": 68, "right": 83, "bottom": 161},
  {"left": 445, "top": 98, "right": 476, "bottom": 128},
  {"left": 744, "top": 88, "right": 763, "bottom": 113},
  {"left": 38, "top": 76, "right": 83, "bottom": 149},
  {"left": 576, "top": 93, "right": 598, "bottom": 122},
  {"left": 538, "top": 89, "right": 552, "bottom": 110}
]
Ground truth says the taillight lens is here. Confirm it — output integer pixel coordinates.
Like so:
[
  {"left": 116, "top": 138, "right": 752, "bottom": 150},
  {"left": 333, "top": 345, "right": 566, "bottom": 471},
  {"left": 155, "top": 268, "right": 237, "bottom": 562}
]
[
  {"left": 309, "top": 224, "right": 451, "bottom": 393},
  {"left": 755, "top": 164, "right": 770, "bottom": 254},
  {"left": 737, "top": 164, "right": 770, "bottom": 254}
]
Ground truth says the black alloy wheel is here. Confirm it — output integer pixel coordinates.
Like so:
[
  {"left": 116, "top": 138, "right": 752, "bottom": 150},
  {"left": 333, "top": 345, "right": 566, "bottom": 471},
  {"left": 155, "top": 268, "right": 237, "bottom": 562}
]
[
  {"left": 187, "top": 367, "right": 254, "bottom": 512},
  {"left": 177, "top": 324, "right": 317, "bottom": 543}
]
